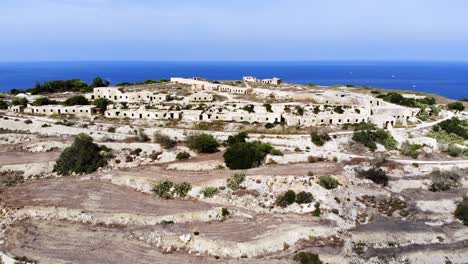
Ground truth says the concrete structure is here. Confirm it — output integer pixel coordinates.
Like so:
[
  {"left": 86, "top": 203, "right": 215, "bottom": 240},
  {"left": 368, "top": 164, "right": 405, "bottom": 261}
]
[
  {"left": 105, "top": 107, "right": 182, "bottom": 120},
  {"left": 189, "top": 92, "right": 213, "bottom": 102},
  {"left": 26, "top": 105, "right": 95, "bottom": 117},
  {"left": 171, "top": 77, "right": 249, "bottom": 95},
  {"left": 243, "top": 76, "right": 282, "bottom": 85},
  {"left": 8, "top": 105, "right": 25, "bottom": 113},
  {"left": 86, "top": 87, "right": 169, "bottom": 104}
]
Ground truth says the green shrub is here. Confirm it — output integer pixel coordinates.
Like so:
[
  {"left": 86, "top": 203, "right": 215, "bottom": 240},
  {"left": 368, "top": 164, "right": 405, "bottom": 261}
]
[
  {"left": 227, "top": 172, "right": 246, "bottom": 191},
  {"left": 226, "top": 132, "right": 248, "bottom": 146},
  {"left": 152, "top": 180, "right": 191, "bottom": 199},
  {"left": 433, "top": 118, "right": 468, "bottom": 140},
  {"left": 263, "top": 103, "right": 273, "bottom": 112},
  {"left": 352, "top": 127, "right": 397, "bottom": 151},
  {"left": 0, "top": 99, "right": 8, "bottom": 109},
  {"left": 308, "top": 156, "right": 325, "bottom": 163},
  {"left": 447, "top": 102, "right": 465, "bottom": 111},
  {"left": 186, "top": 134, "right": 219, "bottom": 153},
  {"left": 201, "top": 186, "right": 219, "bottom": 198},
  {"left": 152, "top": 179, "right": 174, "bottom": 199},
  {"left": 264, "top": 123, "right": 275, "bottom": 129},
  {"left": 53, "top": 133, "right": 110, "bottom": 175},
  {"left": 400, "top": 141, "right": 423, "bottom": 159},
  {"left": 319, "top": 175, "right": 339, "bottom": 190},
  {"left": 176, "top": 151, "right": 191, "bottom": 160},
  {"left": 32, "top": 97, "right": 56, "bottom": 106},
  {"left": 63, "top": 95, "right": 89, "bottom": 106},
  {"left": 357, "top": 167, "right": 388, "bottom": 186},
  {"left": 173, "top": 182, "right": 192, "bottom": 198},
  {"left": 334, "top": 106, "right": 344, "bottom": 114},
  {"left": 296, "top": 191, "right": 314, "bottom": 204},
  {"left": 243, "top": 104, "right": 255, "bottom": 113},
  {"left": 310, "top": 131, "right": 331, "bottom": 146},
  {"left": 223, "top": 141, "right": 277, "bottom": 169},
  {"left": 312, "top": 202, "right": 321, "bottom": 217},
  {"left": 154, "top": 132, "right": 177, "bottom": 149},
  {"left": 293, "top": 252, "right": 323, "bottom": 264},
  {"left": 275, "top": 190, "right": 296, "bottom": 208},
  {"left": 12, "top": 98, "right": 28, "bottom": 106},
  {"left": 455, "top": 197, "right": 468, "bottom": 226}
]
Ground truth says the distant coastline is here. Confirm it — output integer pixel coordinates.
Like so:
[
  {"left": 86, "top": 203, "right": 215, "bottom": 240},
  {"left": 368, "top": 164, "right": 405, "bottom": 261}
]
[{"left": 1, "top": 61, "right": 467, "bottom": 99}]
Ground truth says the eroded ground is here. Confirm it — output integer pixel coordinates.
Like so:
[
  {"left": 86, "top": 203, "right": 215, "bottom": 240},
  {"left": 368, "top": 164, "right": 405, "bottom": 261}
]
[{"left": 0, "top": 111, "right": 467, "bottom": 264}]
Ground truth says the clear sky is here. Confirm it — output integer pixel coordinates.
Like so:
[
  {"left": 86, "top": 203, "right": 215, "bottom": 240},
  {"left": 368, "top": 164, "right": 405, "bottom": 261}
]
[{"left": 1, "top": 0, "right": 468, "bottom": 61}]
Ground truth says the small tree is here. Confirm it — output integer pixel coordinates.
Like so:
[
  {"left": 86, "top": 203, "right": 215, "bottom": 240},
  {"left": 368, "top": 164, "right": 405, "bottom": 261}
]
[
  {"left": 319, "top": 175, "right": 339, "bottom": 190},
  {"left": 454, "top": 197, "right": 468, "bottom": 226},
  {"left": 356, "top": 167, "right": 388, "bottom": 186},
  {"left": 176, "top": 151, "right": 191, "bottom": 160},
  {"left": 275, "top": 190, "right": 296, "bottom": 208},
  {"left": 296, "top": 191, "right": 314, "bottom": 204},
  {"left": 0, "top": 99, "right": 8, "bottom": 109},
  {"left": 447, "top": 102, "right": 465, "bottom": 112},
  {"left": 223, "top": 142, "right": 267, "bottom": 169},
  {"left": 293, "top": 252, "right": 323, "bottom": 264},
  {"left": 201, "top": 186, "right": 219, "bottom": 198},
  {"left": 173, "top": 182, "right": 192, "bottom": 198},
  {"left": 263, "top": 103, "right": 273, "bottom": 112},
  {"left": 91, "top": 77, "right": 110, "bottom": 88},
  {"left": 312, "top": 202, "right": 321, "bottom": 217},
  {"left": 54, "top": 133, "right": 110, "bottom": 175},
  {"left": 185, "top": 134, "right": 219, "bottom": 153},
  {"left": 152, "top": 180, "right": 174, "bottom": 199},
  {"left": 12, "top": 98, "right": 28, "bottom": 107}
]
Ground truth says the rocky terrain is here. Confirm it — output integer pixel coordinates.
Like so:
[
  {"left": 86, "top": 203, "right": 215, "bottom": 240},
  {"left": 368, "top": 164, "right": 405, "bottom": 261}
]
[{"left": 0, "top": 95, "right": 467, "bottom": 264}]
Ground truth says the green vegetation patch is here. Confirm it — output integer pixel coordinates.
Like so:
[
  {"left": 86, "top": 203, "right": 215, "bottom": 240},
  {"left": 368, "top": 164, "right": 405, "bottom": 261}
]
[
  {"left": 54, "top": 133, "right": 111, "bottom": 175},
  {"left": 185, "top": 134, "right": 219, "bottom": 153},
  {"left": 352, "top": 123, "right": 397, "bottom": 151}
]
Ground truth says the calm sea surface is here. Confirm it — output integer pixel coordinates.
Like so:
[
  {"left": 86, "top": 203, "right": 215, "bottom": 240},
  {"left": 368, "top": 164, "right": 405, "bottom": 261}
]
[{"left": 0, "top": 61, "right": 467, "bottom": 99}]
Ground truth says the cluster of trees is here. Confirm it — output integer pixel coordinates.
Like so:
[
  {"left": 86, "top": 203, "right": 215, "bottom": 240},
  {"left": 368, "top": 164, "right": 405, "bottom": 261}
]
[
  {"left": 115, "top": 78, "right": 169, "bottom": 86},
  {"left": 352, "top": 123, "right": 397, "bottom": 151},
  {"left": 433, "top": 118, "right": 468, "bottom": 140},
  {"left": 447, "top": 101, "right": 465, "bottom": 112},
  {"left": 378, "top": 92, "right": 436, "bottom": 108},
  {"left": 53, "top": 134, "right": 111, "bottom": 175},
  {"left": 11, "top": 77, "right": 110, "bottom": 95},
  {"left": 275, "top": 190, "right": 314, "bottom": 208},
  {"left": 152, "top": 179, "right": 192, "bottom": 199}
]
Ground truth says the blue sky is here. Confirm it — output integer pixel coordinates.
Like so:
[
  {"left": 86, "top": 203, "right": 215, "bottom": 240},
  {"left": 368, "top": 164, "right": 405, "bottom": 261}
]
[{"left": 1, "top": 0, "right": 468, "bottom": 61}]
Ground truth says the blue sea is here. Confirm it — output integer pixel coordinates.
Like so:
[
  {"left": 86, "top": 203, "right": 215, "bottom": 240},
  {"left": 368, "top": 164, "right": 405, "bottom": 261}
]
[{"left": 0, "top": 61, "right": 467, "bottom": 99}]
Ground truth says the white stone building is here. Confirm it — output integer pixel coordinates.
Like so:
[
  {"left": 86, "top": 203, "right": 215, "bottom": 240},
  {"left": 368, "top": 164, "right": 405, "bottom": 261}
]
[
  {"left": 26, "top": 105, "right": 95, "bottom": 117},
  {"left": 189, "top": 92, "right": 214, "bottom": 102}
]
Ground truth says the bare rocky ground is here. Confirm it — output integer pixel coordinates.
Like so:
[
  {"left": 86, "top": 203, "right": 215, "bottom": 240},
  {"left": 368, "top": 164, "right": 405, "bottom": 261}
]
[{"left": 0, "top": 112, "right": 467, "bottom": 264}]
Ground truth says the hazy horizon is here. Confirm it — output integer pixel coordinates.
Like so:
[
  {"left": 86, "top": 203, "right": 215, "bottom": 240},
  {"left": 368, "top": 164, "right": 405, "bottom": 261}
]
[{"left": 1, "top": 0, "right": 468, "bottom": 62}]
